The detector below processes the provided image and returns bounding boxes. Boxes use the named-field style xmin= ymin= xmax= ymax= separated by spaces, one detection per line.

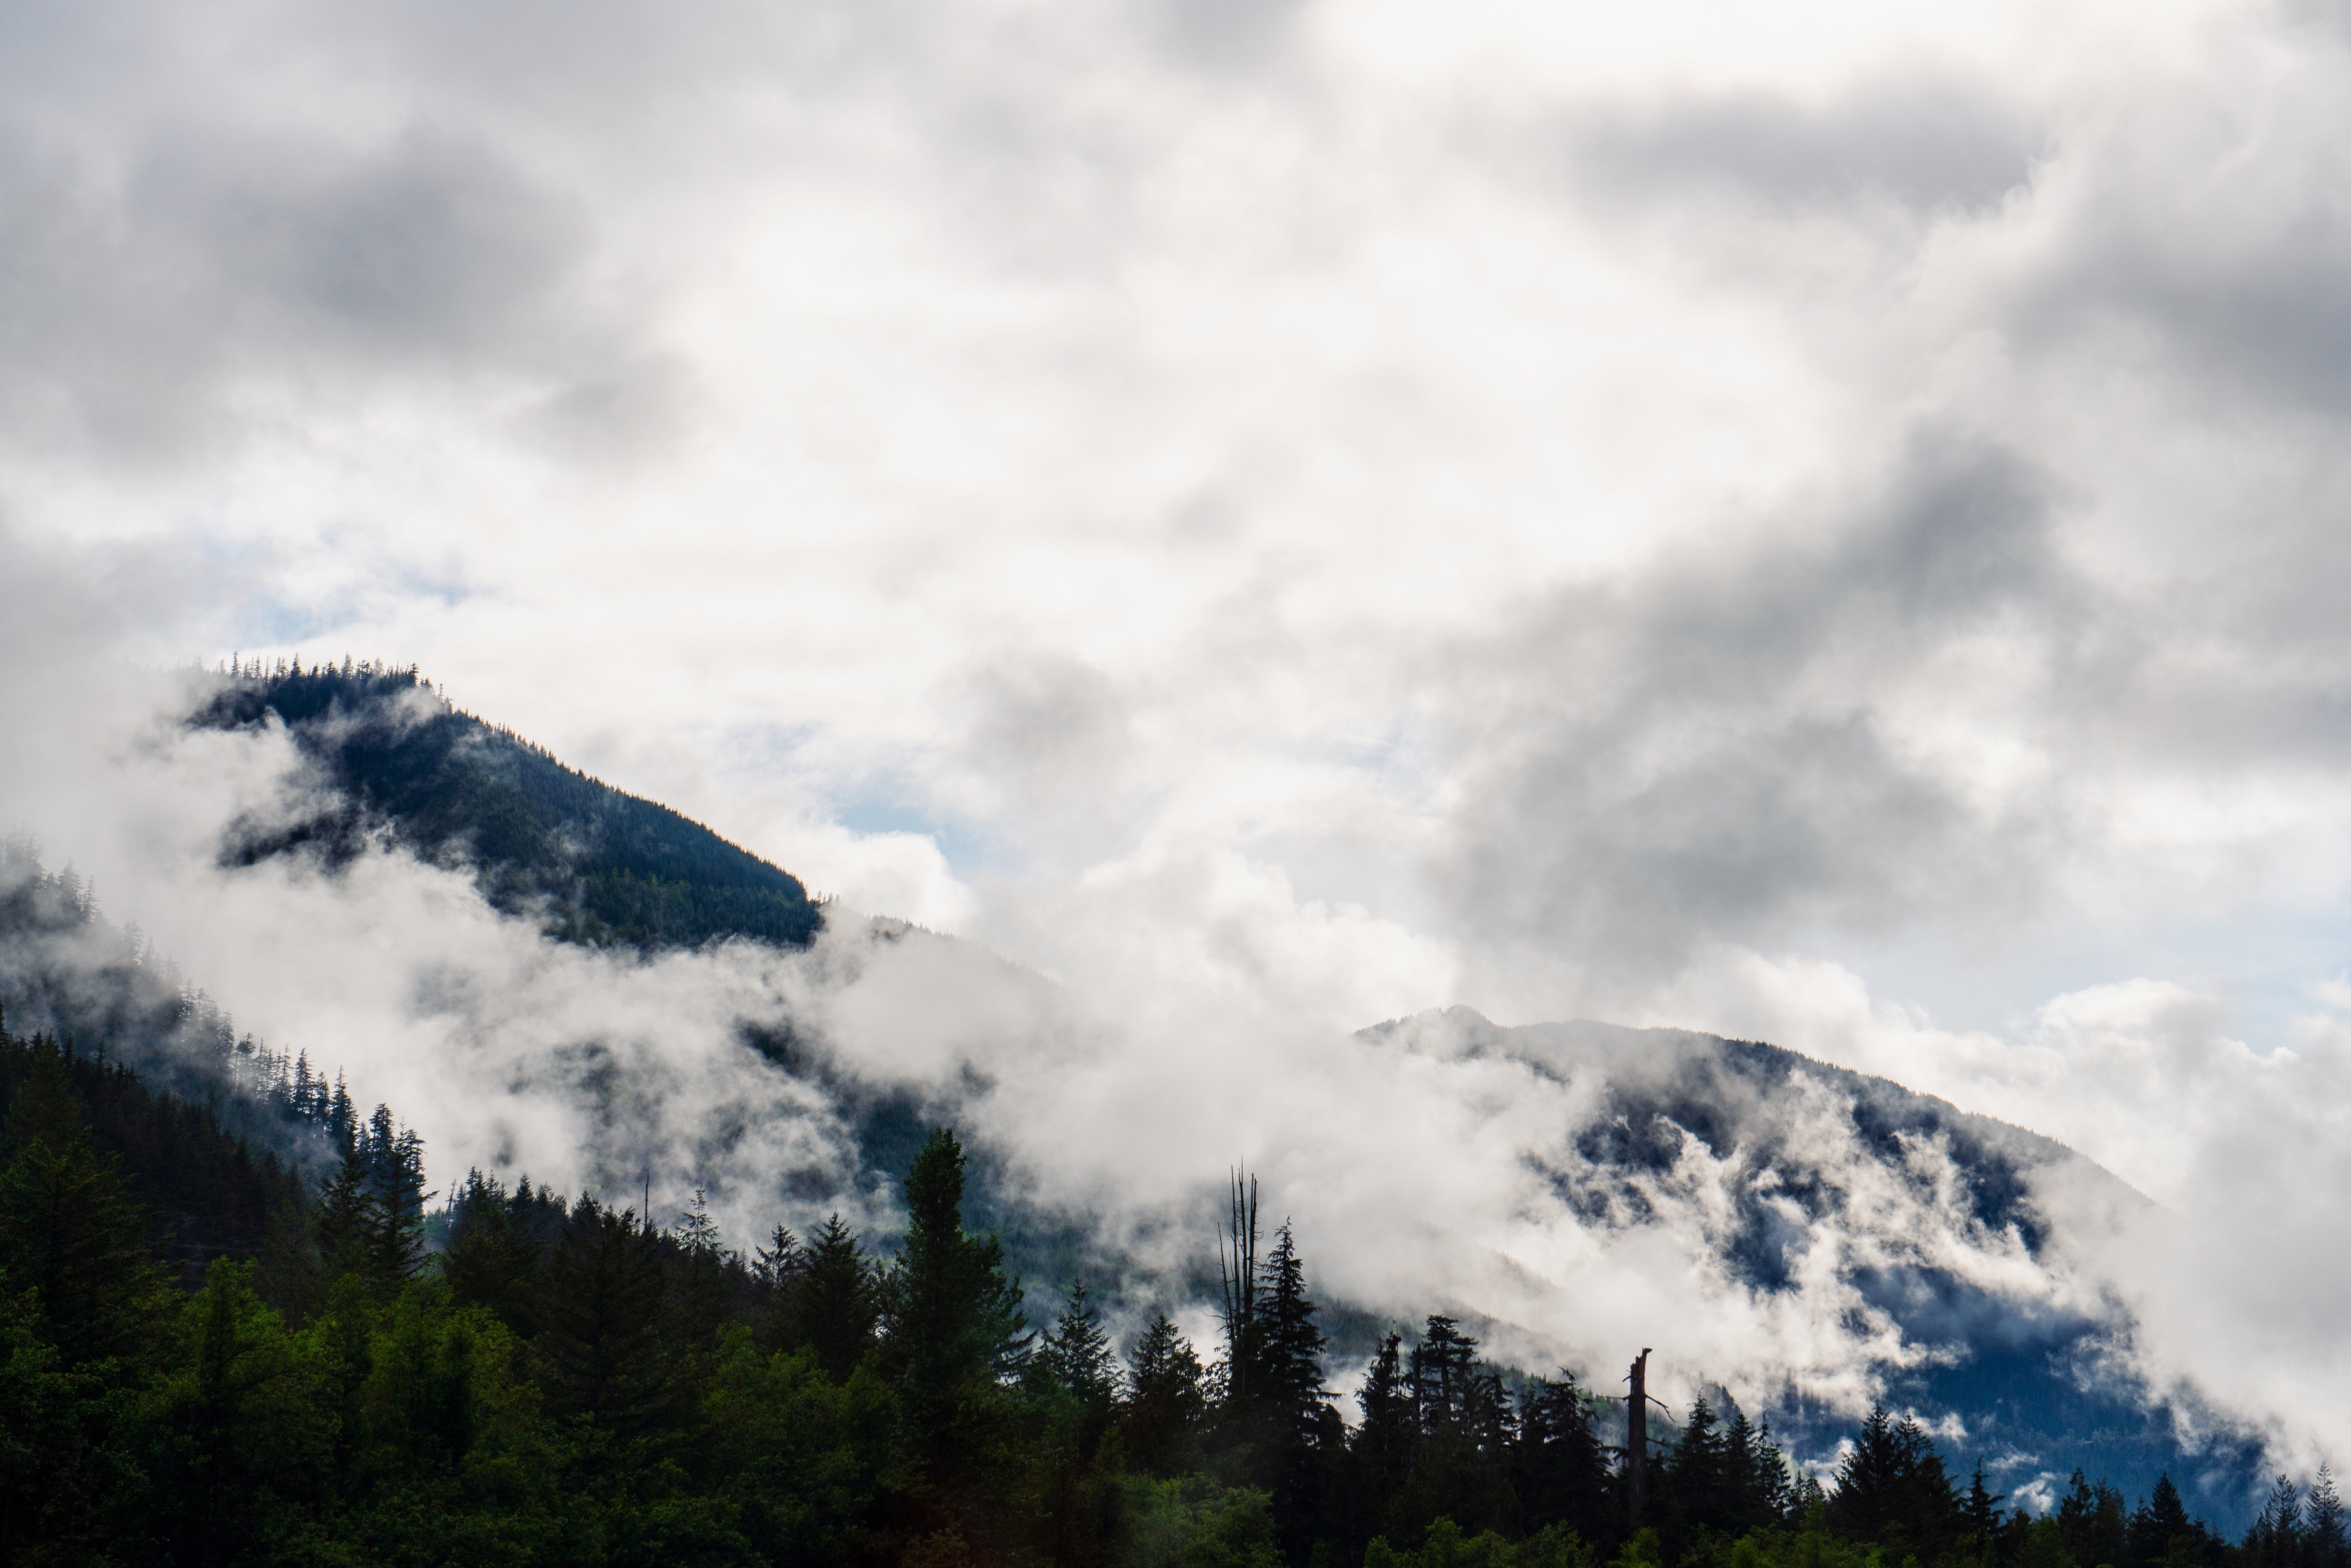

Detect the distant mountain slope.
xmin=196 ymin=664 xmax=822 ymax=951
xmin=0 ymin=840 xmax=322 ymax=1155
xmin=1360 ymin=1009 xmax=2255 ymax=1528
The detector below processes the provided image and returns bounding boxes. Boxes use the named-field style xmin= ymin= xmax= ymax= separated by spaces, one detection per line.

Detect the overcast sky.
xmin=11 ymin=0 xmax=2351 ymax=1468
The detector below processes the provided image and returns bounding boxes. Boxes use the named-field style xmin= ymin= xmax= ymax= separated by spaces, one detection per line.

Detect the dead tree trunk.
xmin=1627 ymin=1348 xmax=1652 ymax=1528
xmin=1220 ymin=1168 xmax=1259 ymax=1403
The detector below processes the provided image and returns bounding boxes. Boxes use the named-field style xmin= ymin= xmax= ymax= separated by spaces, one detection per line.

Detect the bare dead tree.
xmin=1219 ymin=1166 xmax=1260 ymax=1401
xmin=1627 ymin=1348 xmax=1652 ymax=1527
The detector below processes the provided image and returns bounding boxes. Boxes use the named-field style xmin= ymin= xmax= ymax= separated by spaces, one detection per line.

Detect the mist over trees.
xmin=0 ymin=1001 xmax=2275 ymax=1568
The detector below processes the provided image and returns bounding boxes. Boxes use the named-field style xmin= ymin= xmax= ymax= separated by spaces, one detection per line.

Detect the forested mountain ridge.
xmin=0 ymin=1015 xmax=2270 ymax=1568
xmin=0 ymin=667 xmax=2285 ymax=1560
xmin=194 ymin=659 xmax=823 ymax=951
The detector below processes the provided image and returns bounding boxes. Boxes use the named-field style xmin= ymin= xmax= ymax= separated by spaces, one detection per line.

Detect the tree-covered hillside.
xmin=0 ymin=1014 xmax=2276 ymax=1568
xmin=195 ymin=659 xmax=822 ymax=951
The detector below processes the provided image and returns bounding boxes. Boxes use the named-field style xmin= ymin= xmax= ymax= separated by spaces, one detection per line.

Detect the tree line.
xmin=0 ymin=1019 xmax=2279 ymax=1568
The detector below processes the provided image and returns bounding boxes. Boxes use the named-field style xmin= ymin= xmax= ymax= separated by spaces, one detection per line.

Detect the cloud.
xmin=13 ymin=0 xmax=2351 ymax=1493
xmin=1566 ymin=78 xmax=2044 ymax=217
xmin=1432 ymin=432 xmax=2074 ymax=1017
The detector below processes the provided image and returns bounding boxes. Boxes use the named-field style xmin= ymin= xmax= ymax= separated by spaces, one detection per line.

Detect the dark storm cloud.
xmin=1436 ymin=434 xmax=2075 ymax=995
xmin=1564 ymin=77 xmax=2044 ymax=216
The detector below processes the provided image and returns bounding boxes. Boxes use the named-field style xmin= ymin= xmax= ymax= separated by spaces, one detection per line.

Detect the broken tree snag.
xmin=1626 ymin=1347 xmax=1652 ymax=1526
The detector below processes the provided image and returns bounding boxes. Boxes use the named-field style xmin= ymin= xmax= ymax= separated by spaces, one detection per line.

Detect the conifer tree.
xmin=364 ymin=1110 xmax=430 ymax=1289
xmin=1514 ymin=1371 xmax=1613 ymax=1542
xmin=1037 ymin=1281 xmax=1120 ymax=1424
xmin=670 ymin=1186 xmax=737 ymax=1351
xmin=881 ymin=1129 xmax=1029 ymax=1469
xmin=1235 ymin=1220 xmax=1337 ymax=1558
xmin=2311 ymin=1466 xmax=2347 ymax=1568
xmin=1965 ymin=1459 xmax=2005 ymax=1555
xmin=1410 ymin=1316 xmax=1479 ymax=1438
xmin=884 ymin=1130 xmax=1027 ymax=1383
xmin=792 ymin=1214 xmax=879 ymax=1380
xmin=1355 ymin=1332 xmax=1413 ymax=1497
xmin=2060 ymin=1469 xmax=2131 ymax=1568
xmin=0 ymin=1043 xmax=166 ymax=1365
xmin=2249 ymin=1476 xmax=2307 ymax=1568
xmin=1830 ymin=1404 xmax=1957 ymax=1555
xmin=2128 ymin=1473 xmax=2196 ymax=1568
xmin=1670 ymin=1395 xmax=1733 ymax=1534
xmin=536 ymin=1195 xmax=675 ymax=1432
xmin=1125 ymin=1310 xmax=1209 ymax=1476
xmin=442 ymin=1169 xmax=546 ymax=1337
xmin=877 ymin=1128 xmax=1030 ymax=1559
xmin=1254 ymin=1222 xmax=1329 ymax=1450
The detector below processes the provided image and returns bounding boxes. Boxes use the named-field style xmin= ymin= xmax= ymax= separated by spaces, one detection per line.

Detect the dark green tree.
xmin=1965 ymin=1458 xmax=2006 ymax=1558
xmin=878 ymin=1128 xmax=1030 ymax=1556
xmin=2247 ymin=1476 xmax=2306 ymax=1568
xmin=2128 ymin=1472 xmax=2195 ymax=1568
xmin=0 ymin=1043 xmax=166 ymax=1366
xmin=2060 ymin=1468 xmax=2130 ymax=1568
xmin=441 ymin=1169 xmax=547 ymax=1337
xmin=1354 ymin=1331 xmax=1413 ymax=1510
xmin=1513 ymin=1371 xmax=1614 ymax=1546
xmin=2311 ymin=1467 xmax=2347 ymax=1568
xmin=1035 ymin=1281 xmax=1120 ymax=1438
xmin=1829 ymin=1404 xmax=1957 ymax=1558
xmin=535 ymin=1195 xmax=675 ymax=1434
xmin=1125 ymin=1310 xmax=1209 ymax=1477
xmin=789 ymin=1214 xmax=880 ymax=1381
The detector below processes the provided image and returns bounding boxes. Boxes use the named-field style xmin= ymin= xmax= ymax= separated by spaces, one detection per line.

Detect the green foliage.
xmin=1115 ymin=1474 xmax=1284 ymax=1568
xmin=536 ymin=1195 xmax=678 ymax=1435
xmin=1366 ymin=1518 xmax=1597 ymax=1568
xmin=0 ymin=1007 xmax=2263 ymax=1568
xmin=1127 ymin=1310 xmax=1211 ymax=1477
xmin=0 ymin=1042 xmax=171 ymax=1366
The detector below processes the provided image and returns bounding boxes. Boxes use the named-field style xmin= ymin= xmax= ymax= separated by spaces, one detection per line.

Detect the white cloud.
xmin=10 ymin=0 xmax=2351 ymax=1482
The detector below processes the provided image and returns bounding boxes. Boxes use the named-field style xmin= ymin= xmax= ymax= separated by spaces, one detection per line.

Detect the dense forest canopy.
xmin=0 ymin=1008 xmax=2288 ymax=1568
xmin=194 ymin=659 xmax=823 ymax=951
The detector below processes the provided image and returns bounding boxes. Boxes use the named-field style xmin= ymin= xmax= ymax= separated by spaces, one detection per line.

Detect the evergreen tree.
xmin=1669 ymin=1395 xmax=1733 ymax=1534
xmin=1253 ymin=1223 xmax=1330 ymax=1452
xmin=880 ymin=1125 xmax=1030 ymax=1554
xmin=2060 ymin=1469 xmax=2131 ymax=1568
xmin=535 ymin=1195 xmax=675 ymax=1433
xmin=1514 ymin=1371 xmax=1614 ymax=1545
xmin=1242 ymin=1220 xmax=1338 ymax=1559
xmin=1355 ymin=1332 xmax=1414 ymax=1502
xmin=882 ymin=1130 xmax=1028 ymax=1397
xmin=792 ymin=1214 xmax=879 ymax=1380
xmin=2249 ymin=1476 xmax=2307 ymax=1568
xmin=1035 ymin=1281 xmax=1120 ymax=1427
xmin=1829 ymin=1404 xmax=1957 ymax=1556
xmin=1965 ymin=1459 xmax=2005 ymax=1557
xmin=312 ymin=1128 xmax=375 ymax=1281
xmin=2311 ymin=1466 xmax=2347 ymax=1568
xmin=2129 ymin=1473 xmax=2195 ymax=1568
xmin=364 ymin=1109 xmax=430 ymax=1289
xmin=669 ymin=1186 xmax=738 ymax=1352
xmin=441 ymin=1169 xmax=547 ymax=1337
xmin=1722 ymin=1408 xmax=1790 ymax=1534
xmin=1125 ymin=1310 xmax=1209 ymax=1476
xmin=0 ymin=1042 xmax=167 ymax=1365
